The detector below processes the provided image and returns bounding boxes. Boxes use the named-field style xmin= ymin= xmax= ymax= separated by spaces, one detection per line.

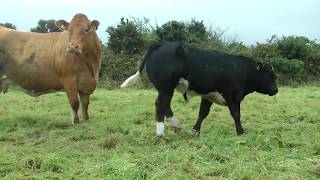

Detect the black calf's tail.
xmin=121 ymin=42 xmax=163 ymax=88
xmin=138 ymin=42 xmax=163 ymax=73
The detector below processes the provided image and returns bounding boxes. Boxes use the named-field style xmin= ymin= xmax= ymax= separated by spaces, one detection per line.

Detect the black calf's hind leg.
xmin=192 ymin=98 xmax=213 ymax=134
xmin=0 ymin=75 xmax=9 ymax=94
xmin=155 ymin=90 xmax=173 ymax=136
xmin=165 ymin=100 xmax=181 ymax=133
xmin=227 ymin=102 xmax=244 ymax=135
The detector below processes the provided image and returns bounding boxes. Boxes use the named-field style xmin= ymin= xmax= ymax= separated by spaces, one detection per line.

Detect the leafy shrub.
xmin=30 ymin=19 xmax=61 ymax=33
xmin=186 ymin=19 xmax=209 ymax=43
xmin=277 ymin=36 xmax=310 ymax=60
xmin=99 ymin=17 xmax=320 ymax=88
xmin=272 ymin=58 xmax=306 ymax=76
xmin=0 ymin=22 xmax=16 ymax=30
xmin=156 ymin=20 xmax=188 ymax=42
xmin=100 ymin=46 xmax=142 ymax=88
xmin=106 ymin=18 xmax=145 ymax=54
xmin=251 ymin=35 xmax=280 ymax=61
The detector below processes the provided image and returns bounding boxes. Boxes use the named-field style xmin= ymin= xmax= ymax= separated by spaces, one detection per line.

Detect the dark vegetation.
xmin=1 ymin=17 xmax=319 ymax=88
xmin=103 ymin=18 xmax=320 ymax=88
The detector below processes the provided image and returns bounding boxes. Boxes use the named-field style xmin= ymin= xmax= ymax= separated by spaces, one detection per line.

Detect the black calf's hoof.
xmin=191 ymin=129 xmax=200 ymax=136
xmin=236 ymin=128 xmax=244 ymax=135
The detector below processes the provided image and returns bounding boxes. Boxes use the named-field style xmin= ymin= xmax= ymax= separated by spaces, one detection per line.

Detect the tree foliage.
xmin=30 ymin=19 xmax=61 ymax=33
xmin=102 ymin=17 xmax=320 ymax=87
xmin=0 ymin=22 xmax=16 ymax=30
xmin=106 ymin=18 xmax=145 ymax=54
xmin=277 ymin=36 xmax=311 ymax=60
xmin=156 ymin=20 xmax=188 ymax=42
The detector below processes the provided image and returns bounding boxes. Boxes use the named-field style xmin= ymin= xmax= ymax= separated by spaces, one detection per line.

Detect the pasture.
xmin=0 ymin=86 xmax=320 ymax=179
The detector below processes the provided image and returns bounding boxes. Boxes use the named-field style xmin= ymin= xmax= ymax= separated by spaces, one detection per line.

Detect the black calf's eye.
xmin=84 ymin=28 xmax=90 ymax=33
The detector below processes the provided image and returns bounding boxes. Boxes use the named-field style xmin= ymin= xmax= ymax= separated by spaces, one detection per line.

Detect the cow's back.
xmin=0 ymin=28 xmax=71 ymax=92
xmin=145 ymin=42 xmax=256 ymax=93
xmin=145 ymin=42 xmax=186 ymax=89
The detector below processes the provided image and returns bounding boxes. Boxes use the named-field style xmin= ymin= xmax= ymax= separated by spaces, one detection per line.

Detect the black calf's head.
xmin=255 ymin=63 xmax=278 ymax=96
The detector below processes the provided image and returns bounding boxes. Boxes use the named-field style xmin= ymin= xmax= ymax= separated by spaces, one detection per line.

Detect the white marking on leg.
xmin=167 ymin=116 xmax=181 ymax=129
xmin=156 ymin=122 xmax=164 ymax=136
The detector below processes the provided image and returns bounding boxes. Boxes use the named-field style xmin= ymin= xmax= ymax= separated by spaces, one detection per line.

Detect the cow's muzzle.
xmin=67 ymin=43 xmax=82 ymax=55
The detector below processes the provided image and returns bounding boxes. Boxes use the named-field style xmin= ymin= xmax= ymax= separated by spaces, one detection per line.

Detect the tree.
xmin=187 ymin=19 xmax=208 ymax=43
xmin=30 ymin=19 xmax=61 ymax=33
xmin=0 ymin=22 xmax=16 ymax=30
xmin=277 ymin=36 xmax=310 ymax=60
xmin=106 ymin=18 xmax=145 ymax=54
xmin=155 ymin=21 xmax=187 ymax=42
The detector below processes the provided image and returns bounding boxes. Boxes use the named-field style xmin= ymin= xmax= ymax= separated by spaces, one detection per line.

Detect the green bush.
xmin=186 ymin=19 xmax=209 ymax=43
xmin=251 ymin=36 xmax=280 ymax=61
xmin=277 ymin=36 xmax=310 ymax=60
xmin=99 ymin=17 xmax=320 ymax=88
xmin=30 ymin=19 xmax=61 ymax=33
xmin=100 ymin=46 xmax=142 ymax=88
xmin=106 ymin=18 xmax=145 ymax=54
xmin=272 ymin=58 xmax=306 ymax=75
xmin=0 ymin=22 xmax=16 ymax=30
xmin=270 ymin=57 xmax=307 ymax=84
xmin=156 ymin=20 xmax=188 ymax=42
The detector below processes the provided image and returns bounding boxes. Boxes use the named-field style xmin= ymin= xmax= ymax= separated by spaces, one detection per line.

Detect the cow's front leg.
xmin=64 ymin=79 xmax=80 ymax=124
xmin=79 ymin=92 xmax=90 ymax=120
xmin=192 ymin=98 xmax=212 ymax=134
xmin=227 ymin=102 xmax=244 ymax=135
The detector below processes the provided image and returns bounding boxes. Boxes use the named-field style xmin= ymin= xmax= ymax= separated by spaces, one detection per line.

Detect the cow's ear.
xmin=257 ymin=62 xmax=263 ymax=71
xmin=90 ymin=20 xmax=100 ymax=31
xmin=55 ymin=20 xmax=69 ymax=31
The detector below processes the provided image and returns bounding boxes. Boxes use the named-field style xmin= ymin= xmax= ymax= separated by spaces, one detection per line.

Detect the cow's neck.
xmin=243 ymin=68 xmax=260 ymax=96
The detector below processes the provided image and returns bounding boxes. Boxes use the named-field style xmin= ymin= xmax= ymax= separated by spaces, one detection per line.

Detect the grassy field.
xmin=0 ymin=86 xmax=320 ymax=179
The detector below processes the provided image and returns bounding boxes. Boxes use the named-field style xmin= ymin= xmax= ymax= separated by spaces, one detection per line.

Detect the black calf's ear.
xmin=257 ymin=62 xmax=263 ymax=71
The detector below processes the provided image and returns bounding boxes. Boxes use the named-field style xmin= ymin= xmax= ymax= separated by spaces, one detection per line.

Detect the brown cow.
xmin=0 ymin=13 xmax=101 ymax=124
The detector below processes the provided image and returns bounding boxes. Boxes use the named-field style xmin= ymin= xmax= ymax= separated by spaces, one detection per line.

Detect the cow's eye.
xmin=84 ymin=28 xmax=90 ymax=33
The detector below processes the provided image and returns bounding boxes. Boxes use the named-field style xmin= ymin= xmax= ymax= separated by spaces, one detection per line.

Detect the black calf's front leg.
xmin=227 ymin=102 xmax=244 ymax=135
xmin=192 ymin=98 xmax=213 ymax=134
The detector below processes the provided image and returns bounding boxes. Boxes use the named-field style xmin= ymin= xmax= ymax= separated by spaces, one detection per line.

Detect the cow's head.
xmin=56 ymin=13 xmax=100 ymax=55
xmin=255 ymin=62 xmax=278 ymax=96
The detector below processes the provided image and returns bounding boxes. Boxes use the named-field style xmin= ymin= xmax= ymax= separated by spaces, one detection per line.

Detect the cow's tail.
xmin=120 ymin=42 xmax=163 ymax=88
xmin=120 ymin=71 xmax=140 ymax=88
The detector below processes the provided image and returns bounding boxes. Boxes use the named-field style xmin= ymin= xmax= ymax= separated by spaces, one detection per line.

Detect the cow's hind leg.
xmin=64 ymin=79 xmax=80 ymax=124
xmin=0 ymin=76 xmax=9 ymax=94
xmin=155 ymin=90 xmax=174 ymax=136
xmin=79 ymin=92 xmax=90 ymax=120
xmin=165 ymin=100 xmax=181 ymax=133
xmin=192 ymin=98 xmax=213 ymax=134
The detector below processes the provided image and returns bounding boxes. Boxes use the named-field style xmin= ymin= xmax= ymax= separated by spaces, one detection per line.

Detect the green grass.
xmin=0 ymin=86 xmax=320 ymax=179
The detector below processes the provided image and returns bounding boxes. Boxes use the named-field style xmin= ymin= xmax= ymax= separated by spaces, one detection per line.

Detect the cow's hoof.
xmin=236 ymin=128 xmax=244 ymax=135
xmin=72 ymin=117 xmax=80 ymax=125
xmin=191 ymin=129 xmax=200 ymax=136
